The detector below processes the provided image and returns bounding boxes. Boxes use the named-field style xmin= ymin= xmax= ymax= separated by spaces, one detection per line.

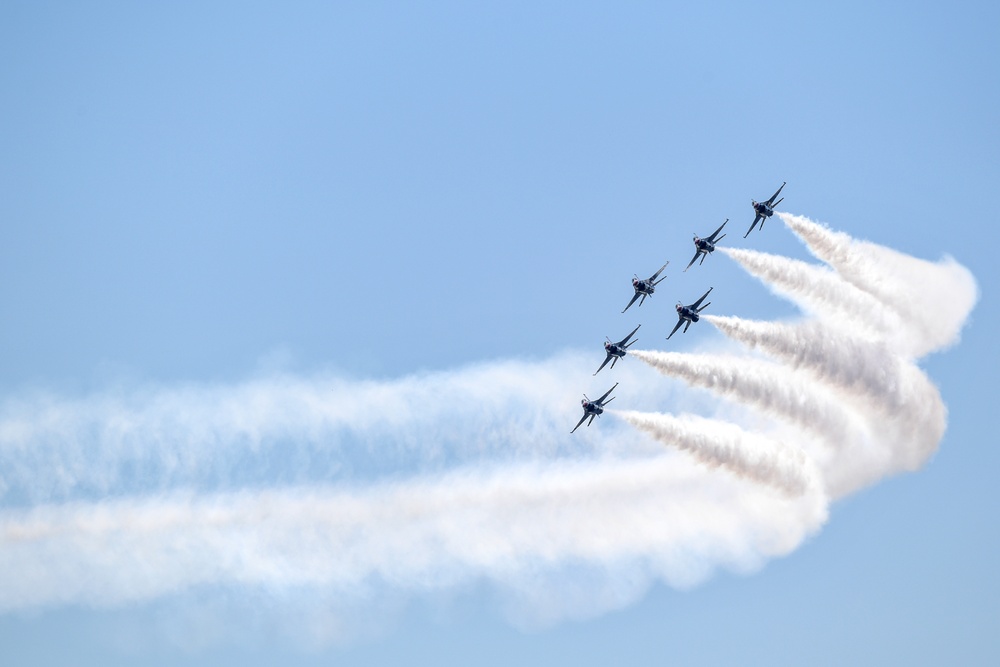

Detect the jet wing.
xmin=595 ymin=382 xmax=618 ymax=405
xmin=767 ymin=182 xmax=786 ymax=205
xmin=616 ymin=324 xmax=641 ymax=347
xmin=667 ymin=317 xmax=684 ymax=340
xmin=594 ymin=353 xmax=614 ymax=376
xmin=648 ymin=261 xmax=670 ymax=284
xmin=691 ymin=287 xmax=713 ymax=310
xmin=707 ymin=219 xmax=728 ymax=243
xmin=621 ymin=291 xmax=643 ymax=313
xmin=683 ymin=250 xmax=701 ymax=272
xmin=744 ymin=213 xmax=763 ymax=238
xmin=571 ymin=413 xmax=589 ymax=433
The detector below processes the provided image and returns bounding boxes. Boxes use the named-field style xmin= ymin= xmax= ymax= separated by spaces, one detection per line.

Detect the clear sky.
xmin=1 ymin=2 xmax=998 ymax=665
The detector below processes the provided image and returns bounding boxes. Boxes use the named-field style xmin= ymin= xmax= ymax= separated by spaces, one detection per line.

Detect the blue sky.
xmin=1 ymin=2 xmax=998 ymax=664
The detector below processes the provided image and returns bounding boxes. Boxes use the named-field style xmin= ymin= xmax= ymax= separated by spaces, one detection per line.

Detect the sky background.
xmin=1 ymin=1 xmax=998 ymax=665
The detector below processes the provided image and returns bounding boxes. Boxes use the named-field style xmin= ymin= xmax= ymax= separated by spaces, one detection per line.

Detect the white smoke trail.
xmin=0 ymin=212 xmax=974 ymax=644
xmin=719 ymin=246 xmax=906 ymax=342
xmin=0 ymin=353 xmax=648 ymax=503
xmin=616 ymin=410 xmax=823 ymax=498
xmin=625 ymin=214 xmax=973 ymax=500
xmin=703 ymin=315 xmax=947 ymax=495
xmin=628 ymin=349 xmax=871 ymax=451
xmin=780 ymin=212 xmax=979 ymax=355
xmin=0 ymin=351 xmax=828 ymax=633
xmin=0 ymin=452 xmax=826 ymax=623
xmin=704 ymin=316 xmax=935 ymax=413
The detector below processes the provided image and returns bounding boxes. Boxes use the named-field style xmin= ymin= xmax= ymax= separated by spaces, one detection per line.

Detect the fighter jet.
xmin=571 ymin=382 xmax=618 ymax=433
xmin=594 ymin=324 xmax=640 ymax=375
xmin=667 ymin=287 xmax=713 ymax=339
xmin=684 ymin=219 xmax=728 ymax=271
xmin=622 ymin=261 xmax=669 ymax=313
xmin=744 ymin=182 xmax=786 ymax=238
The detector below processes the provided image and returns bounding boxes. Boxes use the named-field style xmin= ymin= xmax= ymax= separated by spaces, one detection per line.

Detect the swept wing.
xmin=705 ymin=219 xmax=728 ymax=243
xmin=766 ymin=181 xmax=786 ymax=206
xmin=691 ymin=287 xmax=713 ymax=310
xmin=615 ymin=324 xmax=641 ymax=348
xmin=744 ymin=212 xmax=764 ymax=238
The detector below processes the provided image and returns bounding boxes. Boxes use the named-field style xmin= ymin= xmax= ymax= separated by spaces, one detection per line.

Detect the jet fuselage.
xmin=752 ymin=201 xmax=775 ymax=218
xmin=632 ymin=278 xmax=654 ymax=295
xmin=676 ymin=304 xmax=700 ymax=323
xmin=604 ymin=341 xmax=627 ymax=358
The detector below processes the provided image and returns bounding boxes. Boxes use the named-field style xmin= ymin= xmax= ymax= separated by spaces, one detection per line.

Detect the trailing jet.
xmin=571 ymin=382 xmax=618 ymax=433
xmin=744 ymin=182 xmax=786 ymax=238
xmin=594 ymin=324 xmax=640 ymax=375
xmin=622 ymin=261 xmax=669 ymax=313
xmin=684 ymin=219 xmax=728 ymax=271
xmin=667 ymin=287 xmax=713 ymax=339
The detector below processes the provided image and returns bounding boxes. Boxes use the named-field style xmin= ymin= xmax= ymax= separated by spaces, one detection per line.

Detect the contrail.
xmin=628 ymin=349 xmax=871 ymax=451
xmin=616 ymin=410 xmax=823 ymax=498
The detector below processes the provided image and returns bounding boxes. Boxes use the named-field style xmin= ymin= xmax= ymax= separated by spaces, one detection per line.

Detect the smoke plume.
xmin=0 ymin=213 xmax=975 ymax=643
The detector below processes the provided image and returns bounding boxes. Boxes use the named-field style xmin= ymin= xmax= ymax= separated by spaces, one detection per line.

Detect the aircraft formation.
xmin=572 ymin=182 xmax=786 ymax=433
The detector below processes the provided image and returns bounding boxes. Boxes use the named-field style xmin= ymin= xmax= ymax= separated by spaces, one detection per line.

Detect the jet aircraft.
xmin=593 ymin=324 xmax=640 ymax=375
xmin=744 ymin=182 xmax=786 ymax=238
xmin=622 ymin=261 xmax=669 ymax=313
xmin=684 ymin=219 xmax=728 ymax=271
xmin=667 ymin=287 xmax=713 ymax=339
xmin=571 ymin=382 xmax=618 ymax=433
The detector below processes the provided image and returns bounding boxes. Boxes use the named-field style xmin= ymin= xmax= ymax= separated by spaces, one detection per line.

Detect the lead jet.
xmin=744 ymin=182 xmax=786 ymax=238
xmin=594 ymin=324 xmax=640 ymax=375
xmin=684 ymin=219 xmax=728 ymax=272
xmin=571 ymin=382 xmax=618 ymax=433
xmin=667 ymin=287 xmax=713 ymax=339
xmin=622 ymin=261 xmax=669 ymax=313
